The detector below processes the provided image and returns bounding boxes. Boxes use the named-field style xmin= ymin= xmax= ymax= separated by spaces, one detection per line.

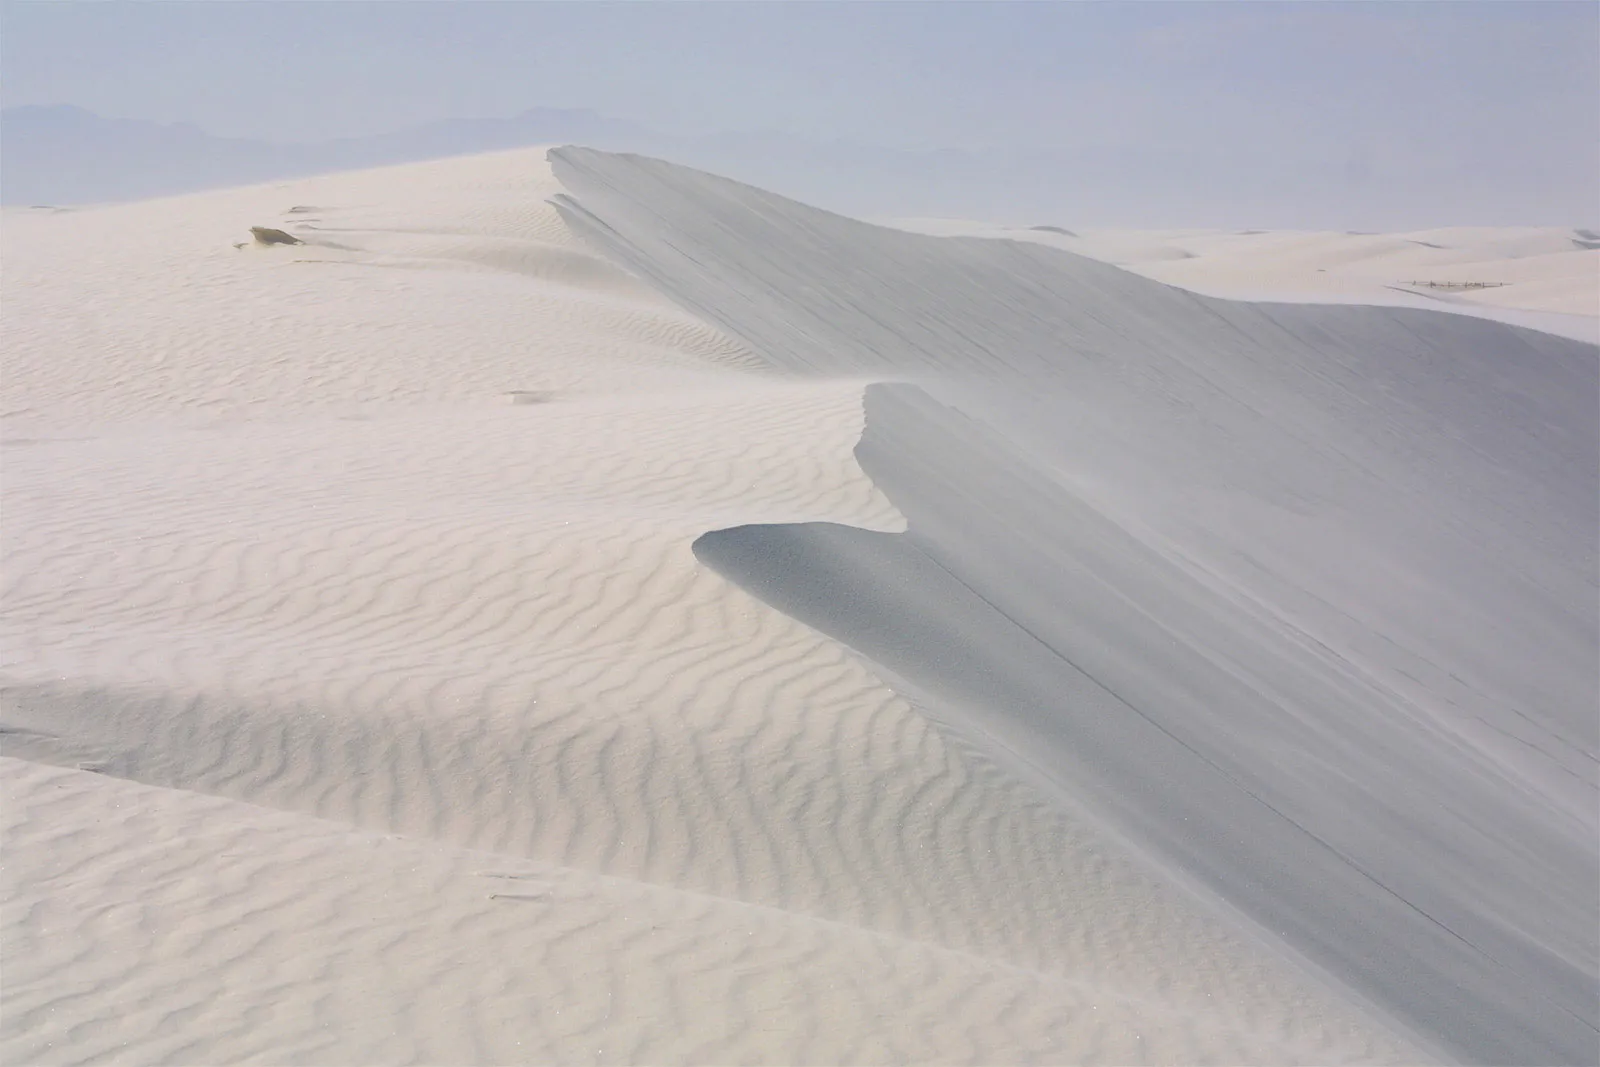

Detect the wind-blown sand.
xmin=3 ymin=146 xmax=1595 ymax=1065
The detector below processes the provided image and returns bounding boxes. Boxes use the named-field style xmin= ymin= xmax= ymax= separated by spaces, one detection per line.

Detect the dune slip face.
xmin=0 ymin=147 xmax=1439 ymax=1065
xmin=551 ymin=146 xmax=1599 ymax=1066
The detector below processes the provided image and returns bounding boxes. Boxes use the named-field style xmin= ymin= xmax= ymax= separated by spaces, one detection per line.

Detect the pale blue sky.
xmin=3 ymin=1 xmax=1596 ymax=222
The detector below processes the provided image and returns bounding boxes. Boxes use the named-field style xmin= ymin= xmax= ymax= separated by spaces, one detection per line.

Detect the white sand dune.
xmin=1 ymin=148 xmax=1435 ymax=1065
xmin=552 ymin=147 xmax=1597 ymax=1066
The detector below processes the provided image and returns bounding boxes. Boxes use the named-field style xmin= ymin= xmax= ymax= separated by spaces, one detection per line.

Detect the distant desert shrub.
xmin=250 ymin=226 xmax=303 ymax=246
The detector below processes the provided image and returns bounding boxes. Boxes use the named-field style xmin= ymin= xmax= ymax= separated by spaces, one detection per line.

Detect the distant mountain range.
xmin=0 ymin=105 xmax=656 ymax=204
xmin=6 ymin=105 xmax=1589 ymax=229
xmin=0 ymin=104 xmax=1308 ymax=227
xmin=0 ymin=104 xmax=1003 ymax=219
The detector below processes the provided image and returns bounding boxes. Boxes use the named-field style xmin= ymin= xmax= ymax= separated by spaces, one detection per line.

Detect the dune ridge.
xmin=550 ymin=146 xmax=1598 ymax=1065
xmin=2 ymin=148 xmax=1434 ymax=1064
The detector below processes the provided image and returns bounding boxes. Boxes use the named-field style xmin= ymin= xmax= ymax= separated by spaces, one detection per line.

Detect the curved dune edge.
xmin=550 ymin=147 xmax=1597 ymax=1066
xmin=0 ymin=143 xmax=1538 ymax=1065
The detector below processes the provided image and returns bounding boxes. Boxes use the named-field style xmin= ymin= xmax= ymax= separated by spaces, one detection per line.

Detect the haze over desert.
xmin=4 ymin=4 xmax=1597 ymax=1066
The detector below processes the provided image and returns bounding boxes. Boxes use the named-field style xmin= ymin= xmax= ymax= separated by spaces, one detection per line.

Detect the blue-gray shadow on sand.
xmin=695 ymin=382 xmax=1599 ymax=1067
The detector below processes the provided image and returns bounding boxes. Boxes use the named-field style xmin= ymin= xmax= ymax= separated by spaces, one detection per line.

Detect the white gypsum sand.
xmin=2 ymin=148 xmax=1428 ymax=1066
xmin=885 ymin=219 xmax=1599 ymax=342
xmin=1 ymin=145 xmax=1582 ymax=1065
xmin=551 ymin=147 xmax=1598 ymax=1067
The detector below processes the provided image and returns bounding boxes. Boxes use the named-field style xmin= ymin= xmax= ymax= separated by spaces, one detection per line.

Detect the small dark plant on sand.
xmin=250 ymin=226 xmax=303 ymax=246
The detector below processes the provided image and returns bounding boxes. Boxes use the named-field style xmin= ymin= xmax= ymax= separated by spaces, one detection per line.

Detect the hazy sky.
xmin=3 ymin=1 xmax=1596 ymax=223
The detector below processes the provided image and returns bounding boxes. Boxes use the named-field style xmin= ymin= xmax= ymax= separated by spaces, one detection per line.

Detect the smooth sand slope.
xmin=552 ymin=148 xmax=1599 ymax=1066
xmin=3 ymin=149 xmax=1432 ymax=1065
